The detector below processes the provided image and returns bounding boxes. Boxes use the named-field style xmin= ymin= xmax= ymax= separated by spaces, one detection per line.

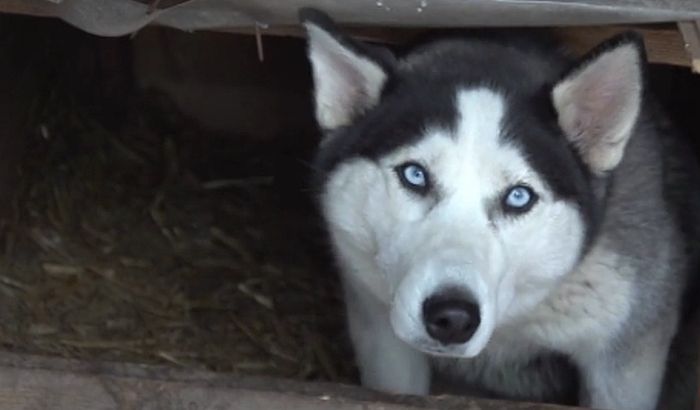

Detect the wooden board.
xmin=0 ymin=0 xmax=53 ymax=17
xmin=0 ymin=352 xmax=580 ymax=410
xmin=0 ymin=1 xmax=694 ymax=70
xmin=556 ymin=25 xmax=689 ymax=67
xmin=679 ymin=21 xmax=700 ymax=73
xmin=220 ymin=23 xmax=692 ymax=69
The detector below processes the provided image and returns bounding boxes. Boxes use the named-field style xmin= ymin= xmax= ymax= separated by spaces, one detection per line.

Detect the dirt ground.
xmin=0 ymin=15 xmax=354 ymax=383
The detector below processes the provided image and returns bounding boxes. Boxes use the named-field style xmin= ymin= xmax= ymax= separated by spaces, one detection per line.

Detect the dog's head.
xmin=301 ymin=9 xmax=645 ymax=357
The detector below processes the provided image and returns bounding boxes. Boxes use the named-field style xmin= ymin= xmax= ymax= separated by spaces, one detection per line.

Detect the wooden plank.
xmin=223 ymin=24 xmax=691 ymax=69
xmin=0 ymin=352 xmax=579 ymax=410
xmin=0 ymin=1 xmax=693 ymax=69
xmin=679 ymin=21 xmax=700 ymax=73
xmin=555 ymin=25 xmax=690 ymax=67
xmin=0 ymin=0 xmax=53 ymax=17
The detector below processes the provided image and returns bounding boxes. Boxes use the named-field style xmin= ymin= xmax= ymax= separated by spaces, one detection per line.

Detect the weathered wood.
xmin=221 ymin=24 xmax=692 ymax=69
xmin=0 ymin=353 xmax=580 ymax=410
xmin=679 ymin=21 xmax=700 ymax=73
xmin=555 ymin=25 xmax=689 ymax=67
xmin=0 ymin=0 xmax=53 ymax=17
xmin=0 ymin=1 xmax=693 ymax=69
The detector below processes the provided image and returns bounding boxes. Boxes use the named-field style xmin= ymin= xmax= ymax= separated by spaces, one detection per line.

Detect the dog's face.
xmin=301 ymin=10 xmax=644 ymax=358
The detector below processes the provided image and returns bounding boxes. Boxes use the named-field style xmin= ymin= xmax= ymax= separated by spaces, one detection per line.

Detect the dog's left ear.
xmin=299 ymin=8 xmax=394 ymax=132
xmin=552 ymin=32 xmax=645 ymax=174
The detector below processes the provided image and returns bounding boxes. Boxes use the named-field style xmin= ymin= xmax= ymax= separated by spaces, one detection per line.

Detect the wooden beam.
xmin=222 ymin=24 xmax=692 ymax=70
xmin=0 ymin=1 xmax=693 ymax=69
xmin=0 ymin=352 xmax=580 ymax=410
xmin=679 ymin=21 xmax=700 ymax=73
xmin=555 ymin=25 xmax=689 ymax=67
xmin=0 ymin=0 xmax=53 ymax=17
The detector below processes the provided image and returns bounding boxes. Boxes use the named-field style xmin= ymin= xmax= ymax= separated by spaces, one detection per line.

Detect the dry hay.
xmin=0 ymin=84 xmax=354 ymax=383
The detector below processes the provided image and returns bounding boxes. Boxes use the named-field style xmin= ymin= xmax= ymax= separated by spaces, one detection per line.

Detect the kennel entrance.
xmin=0 ymin=1 xmax=699 ymax=409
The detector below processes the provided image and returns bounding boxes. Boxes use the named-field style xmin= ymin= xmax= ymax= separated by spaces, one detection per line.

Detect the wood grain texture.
xmin=0 ymin=0 xmax=53 ymax=17
xmin=0 ymin=1 xmax=693 ymax=69
xmin=678 ymin=21 xmax=700 ymax=73
xmin=555 ymin=25 xmax=689 ymax=67
xmin=0 ymin=353 xmax=579 ymax=410
xmin=221 ymin=24 xmax=692 ymax=69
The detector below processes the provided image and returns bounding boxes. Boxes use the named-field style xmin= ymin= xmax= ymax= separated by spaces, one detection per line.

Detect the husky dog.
xmin=300 ymin=8 xmax=699 ymax=410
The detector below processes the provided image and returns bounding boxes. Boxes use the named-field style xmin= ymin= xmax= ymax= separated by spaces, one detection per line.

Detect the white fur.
xmin=522 ymin=240 xmax=634 ymax=354
xmin=304 ymin=23 xmax=387 ymax=131
xmin=322 ymin=88 xmax=586 ymax=393
xmin=343 ymin=279 xmax=431 ymax=395
xmin=307 ymin=23 xmax=674 ymax=406
xmin=581 ymin=340 xmax=670 ymax=410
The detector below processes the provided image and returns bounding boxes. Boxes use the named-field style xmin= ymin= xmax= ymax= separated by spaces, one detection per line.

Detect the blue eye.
xmin=396 ymin=162 xmax=429 ymax=193
xmin=503 ymin=185 xmax=537 ymax=213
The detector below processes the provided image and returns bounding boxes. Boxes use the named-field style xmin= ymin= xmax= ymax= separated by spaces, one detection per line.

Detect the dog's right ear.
xmin=299 ymin=8 xmax=394 ymax=131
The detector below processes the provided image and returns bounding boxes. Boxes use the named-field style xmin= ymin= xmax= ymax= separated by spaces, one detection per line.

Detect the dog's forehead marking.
xmin=378 ymin=87 xmax=543 ymax=207
xmin=454 ymin=88 xmax=505 ymax=151
xmin=448 ymin=88 xmax=510 ymax=197
xmin=453 ymin=88 xmax=535 ymax=179
xmin=382 ymin=87 xmax=541 ymax=200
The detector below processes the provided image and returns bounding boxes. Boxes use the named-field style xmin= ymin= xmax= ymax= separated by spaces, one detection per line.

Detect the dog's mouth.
xmin=408 ymin=325 xmax=494 ymax=358
xmin=391 ymin=319 xmax=494 ymax=359
xmin=391 ymin=292 xmax=496 ymax=359
xmin=412 ymin=340 xmax=471 ymax=357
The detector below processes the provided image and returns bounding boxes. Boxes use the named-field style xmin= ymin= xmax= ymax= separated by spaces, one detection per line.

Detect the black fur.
xmin=302 ymin=10 xmax=700 ymax=408
xmin=306 ymin=10 xmax=645 ymax=253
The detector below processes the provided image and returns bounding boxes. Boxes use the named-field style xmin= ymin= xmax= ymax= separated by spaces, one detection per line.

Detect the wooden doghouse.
xmin=0 ymin=1 xmax=699 ymax=409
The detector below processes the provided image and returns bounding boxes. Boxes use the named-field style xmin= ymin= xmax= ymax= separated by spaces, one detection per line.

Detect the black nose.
xmin=422 ymin=291 xmax=480 ymax=345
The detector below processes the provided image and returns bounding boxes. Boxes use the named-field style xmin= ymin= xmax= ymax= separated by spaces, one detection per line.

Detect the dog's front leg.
xmin=577 ymin=335 xmax=672 ymax=410
xmin=343 ymin=279 xmax=431 ymax=395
